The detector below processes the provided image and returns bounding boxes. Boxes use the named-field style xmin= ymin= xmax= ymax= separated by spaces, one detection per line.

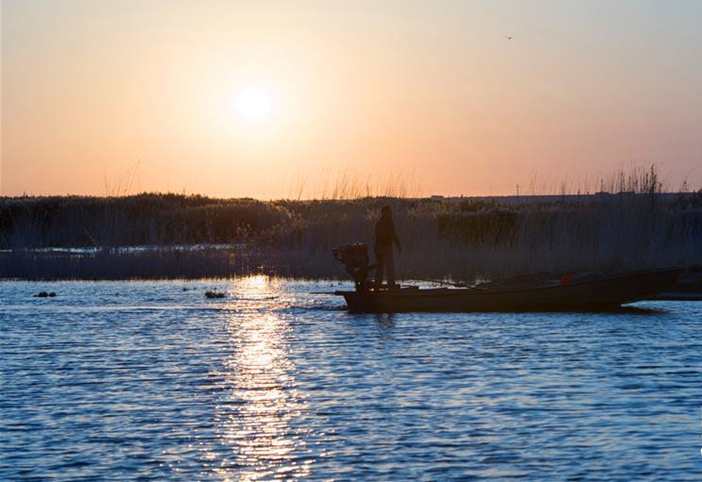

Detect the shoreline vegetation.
xmin=2 ymin=188 xmax=701 ymax=285
xmin=1 ymin=166 xmax=701 ymax=286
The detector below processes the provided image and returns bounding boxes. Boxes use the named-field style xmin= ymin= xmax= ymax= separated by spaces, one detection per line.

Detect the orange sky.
xmin=2 ymin=0 xmax=701 ymax=198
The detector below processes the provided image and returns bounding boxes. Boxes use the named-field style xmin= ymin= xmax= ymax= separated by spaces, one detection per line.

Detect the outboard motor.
xmin=332 ymin=243 xmax=375 ymax=292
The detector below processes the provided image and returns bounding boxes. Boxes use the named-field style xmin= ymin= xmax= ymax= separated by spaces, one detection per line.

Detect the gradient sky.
xmin=2 ymin=0 xmax=701 ymax=198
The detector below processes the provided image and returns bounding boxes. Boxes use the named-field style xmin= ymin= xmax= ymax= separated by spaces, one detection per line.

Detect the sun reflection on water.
xmin=211 ymin=276 xmax=312 ymax=480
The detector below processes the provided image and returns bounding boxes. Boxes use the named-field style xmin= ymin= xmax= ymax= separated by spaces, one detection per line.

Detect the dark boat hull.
xmin=336 ymin=268 xmax=684 ymax=313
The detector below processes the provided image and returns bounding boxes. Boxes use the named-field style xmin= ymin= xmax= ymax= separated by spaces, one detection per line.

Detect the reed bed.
xmin=1 ymin=188 xmax=701 ymax=281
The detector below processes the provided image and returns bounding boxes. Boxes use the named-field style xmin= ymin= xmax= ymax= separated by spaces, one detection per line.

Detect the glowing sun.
xmin=234 ymin=87 xmax=272 ymax=122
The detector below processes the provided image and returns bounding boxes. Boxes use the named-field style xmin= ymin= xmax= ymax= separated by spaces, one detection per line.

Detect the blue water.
xmin=1 ymin=278 xmax=701 ymax=480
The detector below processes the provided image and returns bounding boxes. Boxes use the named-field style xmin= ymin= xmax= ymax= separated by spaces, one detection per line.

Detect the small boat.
xmin=332 ymin=245 xmax=683 ymax=313
xmin=335 ymin=268 xmax=683 ymax=313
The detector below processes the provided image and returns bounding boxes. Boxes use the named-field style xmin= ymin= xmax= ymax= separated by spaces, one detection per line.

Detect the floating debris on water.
xmin=34 ymin=291 xmax=56 ymax=298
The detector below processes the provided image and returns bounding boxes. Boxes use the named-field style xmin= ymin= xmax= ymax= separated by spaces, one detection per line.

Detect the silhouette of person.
xmin=374 ymin=205 xmax=402 ymax=289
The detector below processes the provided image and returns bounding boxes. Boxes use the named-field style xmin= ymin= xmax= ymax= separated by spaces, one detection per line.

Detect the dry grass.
xmin=2 ymin=167 xmax=701 ymax=281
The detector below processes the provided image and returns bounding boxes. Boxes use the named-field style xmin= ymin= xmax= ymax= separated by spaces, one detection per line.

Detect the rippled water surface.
xmin=2 ymin=278 xmax=701 ymax=480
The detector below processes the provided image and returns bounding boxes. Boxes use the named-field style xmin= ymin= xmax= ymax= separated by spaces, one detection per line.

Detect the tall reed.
xmin=1 ymin=188 xmax=700 ymax=280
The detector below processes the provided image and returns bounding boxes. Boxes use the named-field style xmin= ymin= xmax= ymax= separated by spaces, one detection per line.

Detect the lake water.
xmin=1 ymin=278 xmax=701 ymax=480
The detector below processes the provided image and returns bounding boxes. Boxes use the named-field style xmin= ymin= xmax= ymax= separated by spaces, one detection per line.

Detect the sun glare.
xmin=234 ymin=87 xmax=272 ymax=122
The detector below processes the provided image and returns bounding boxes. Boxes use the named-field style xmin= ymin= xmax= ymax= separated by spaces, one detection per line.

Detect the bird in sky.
xmin=505 ymin=35 xmax=514 ymax=40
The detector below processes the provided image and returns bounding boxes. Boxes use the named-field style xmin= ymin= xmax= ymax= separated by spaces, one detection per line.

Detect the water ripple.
xmin=1 ymin=280 xmax=701 ymax=480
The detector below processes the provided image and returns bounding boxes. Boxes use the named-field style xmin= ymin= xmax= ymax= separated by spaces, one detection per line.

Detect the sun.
xmin=234 ymin=87 xmax=272 ymax=122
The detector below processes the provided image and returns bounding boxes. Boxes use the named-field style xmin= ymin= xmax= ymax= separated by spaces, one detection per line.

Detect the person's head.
xmin=381 ymin=205 xmax=391 ymax=218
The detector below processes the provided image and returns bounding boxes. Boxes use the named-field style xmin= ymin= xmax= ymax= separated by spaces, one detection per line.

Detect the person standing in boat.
xmin=374 ymin=205 xmax=402 ymax=289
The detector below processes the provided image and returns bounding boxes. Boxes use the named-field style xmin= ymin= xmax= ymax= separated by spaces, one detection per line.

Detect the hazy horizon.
xmin=2 ymin=0 xmax=701 ymax=198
